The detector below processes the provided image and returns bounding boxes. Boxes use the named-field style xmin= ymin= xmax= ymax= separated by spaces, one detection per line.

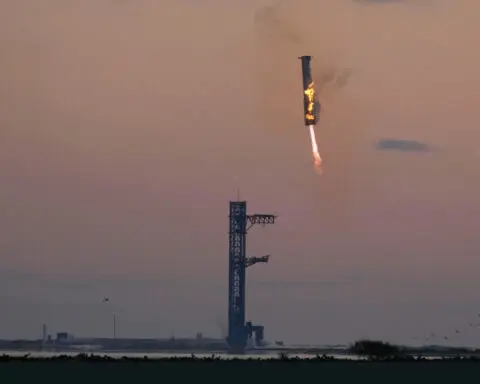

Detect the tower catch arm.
xmin=245 ymin=254 xmax=270 ymax=268
xmin=246 ymin=214 xmax=276 ymax=231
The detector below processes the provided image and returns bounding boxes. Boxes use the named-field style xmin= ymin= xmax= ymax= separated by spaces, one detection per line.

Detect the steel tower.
xmin=227 ymin=200 xmax=275 ymax=353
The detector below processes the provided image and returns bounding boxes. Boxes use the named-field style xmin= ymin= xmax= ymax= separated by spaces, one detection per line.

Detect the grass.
xmin=2 ymin=353 xmax=480 ymax=383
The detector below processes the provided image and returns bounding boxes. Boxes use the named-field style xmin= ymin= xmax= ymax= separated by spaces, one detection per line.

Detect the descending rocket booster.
xmin=298 ymin=55 xmax=319 ymax=126
xmin=298 ymin=55 xmax=322 ymax=173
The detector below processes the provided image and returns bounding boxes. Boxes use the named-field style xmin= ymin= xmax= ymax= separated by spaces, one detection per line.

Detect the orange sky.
xmin=1 ymin=0 xmax=480 ymax=345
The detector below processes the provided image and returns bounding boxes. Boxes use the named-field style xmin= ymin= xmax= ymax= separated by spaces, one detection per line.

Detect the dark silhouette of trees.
xmin=349 ymin=340 xmax=404 ymax=359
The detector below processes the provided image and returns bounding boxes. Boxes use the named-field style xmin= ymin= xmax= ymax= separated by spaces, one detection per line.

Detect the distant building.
xmin=56 ymin=332 xmax=73 ymax=343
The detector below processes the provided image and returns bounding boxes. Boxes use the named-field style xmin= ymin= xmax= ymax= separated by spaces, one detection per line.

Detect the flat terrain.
xmin=1 ymin=356 xmax=480 ymax=383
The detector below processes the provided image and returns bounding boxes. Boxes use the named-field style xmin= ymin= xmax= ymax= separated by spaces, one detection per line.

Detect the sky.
xmin=1 ymin=0 xmax=480 ymax=346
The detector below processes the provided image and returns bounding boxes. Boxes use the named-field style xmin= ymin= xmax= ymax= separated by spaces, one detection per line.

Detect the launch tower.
xmin=227 ymin=201 xmax=275 ymax=353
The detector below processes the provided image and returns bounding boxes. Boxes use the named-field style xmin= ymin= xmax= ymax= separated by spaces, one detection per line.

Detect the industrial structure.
xmin=227 ymin=200 xmax=276 ymax=353
xmin=298 ymin=55 xmax=320 ymax=126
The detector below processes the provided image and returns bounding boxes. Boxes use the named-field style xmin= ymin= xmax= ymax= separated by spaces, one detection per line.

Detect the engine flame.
xmin=309 ymin=124 xmax=322 ymax=174
xmin=304 ymin=81 xmax=316 ymax=124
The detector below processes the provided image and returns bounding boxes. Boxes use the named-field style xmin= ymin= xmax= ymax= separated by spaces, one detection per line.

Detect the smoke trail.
xmin=215 ymin=314 xmax=227 ymax=338
xmin=252 ymin=1 xmax=352 ymax=137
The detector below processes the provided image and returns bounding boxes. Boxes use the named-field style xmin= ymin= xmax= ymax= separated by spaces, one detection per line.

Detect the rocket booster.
xmin=298 ymin=55 xmax=319 ymax=126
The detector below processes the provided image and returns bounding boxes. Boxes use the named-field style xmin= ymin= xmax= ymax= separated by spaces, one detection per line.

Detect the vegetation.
xmin=349 ymin=339 xmax=404 ymax=359
xmin=1 ymin=353 xmax=480 ymax=383
xmin=1 ymin=352 xmax=480 ymax=363
xmin=3 ymin=339 xmax=480 ymax=382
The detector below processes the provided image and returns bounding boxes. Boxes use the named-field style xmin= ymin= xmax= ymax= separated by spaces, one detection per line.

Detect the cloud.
xmin=352 ymin=0 xmax=435 ymax=7
xmin=353 ymin=0 xmax=405 ymax=4
xmin=375 ymin=138 xmax=431 ymax=152
xmin=251 ymin=279 xmax=352 ymax=288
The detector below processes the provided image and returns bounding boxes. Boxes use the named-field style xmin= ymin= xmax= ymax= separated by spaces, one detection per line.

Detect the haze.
xmin=1 ymin=0 xmax=480 ymax=345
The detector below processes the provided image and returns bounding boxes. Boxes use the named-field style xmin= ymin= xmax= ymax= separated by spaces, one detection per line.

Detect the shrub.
xmin=349 ymin=340 xmax=403 ymax=359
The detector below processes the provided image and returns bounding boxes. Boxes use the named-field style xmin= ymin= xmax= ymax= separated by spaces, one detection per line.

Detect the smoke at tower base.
xmin=299 ymin=56 xmax=322 ymax=174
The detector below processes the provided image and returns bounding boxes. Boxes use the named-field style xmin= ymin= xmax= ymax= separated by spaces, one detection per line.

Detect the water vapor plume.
xmin=215 ymin=314 xmax=227 ymax=338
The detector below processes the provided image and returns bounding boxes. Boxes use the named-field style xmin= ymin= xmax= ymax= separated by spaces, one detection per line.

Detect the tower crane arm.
xmin=245 ymin=254 xmax=270 ymax=268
